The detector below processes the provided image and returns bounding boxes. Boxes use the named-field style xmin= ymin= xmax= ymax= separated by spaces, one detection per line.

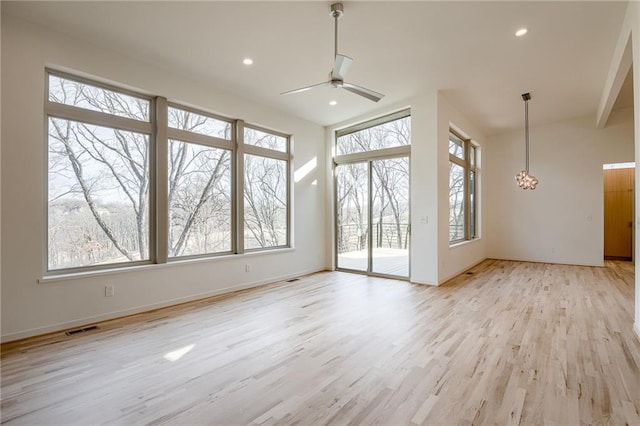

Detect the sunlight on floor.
xmin=163 ymin=344 xmax=195 ymax=362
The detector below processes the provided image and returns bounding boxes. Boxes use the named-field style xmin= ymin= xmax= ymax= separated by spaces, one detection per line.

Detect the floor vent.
xmin=286 ymin=278 xmax=300 ymax=282
xmin=65 ymin=325 xmax=99 ymax=336
xmin=466 ymin=272 xmax=474 ymax=275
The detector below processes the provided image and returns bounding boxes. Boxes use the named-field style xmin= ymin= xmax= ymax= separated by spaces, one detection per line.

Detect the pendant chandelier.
xmin=515 ymin=92 xmax=539 ymax=190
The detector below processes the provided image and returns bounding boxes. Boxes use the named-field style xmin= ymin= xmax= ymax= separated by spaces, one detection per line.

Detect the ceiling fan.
xmin=281 ymin=3 xmax=385 ymax=103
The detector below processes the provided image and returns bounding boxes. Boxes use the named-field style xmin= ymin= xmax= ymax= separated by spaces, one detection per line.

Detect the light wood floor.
xmin=2 ymin=259 xmax=639 ymax=425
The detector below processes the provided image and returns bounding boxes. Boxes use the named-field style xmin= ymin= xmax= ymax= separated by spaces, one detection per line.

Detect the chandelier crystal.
xmin=515 ymin=92 xmax=538 ymax=190
xmin=515 ymin=169 xmax=538 ymax=189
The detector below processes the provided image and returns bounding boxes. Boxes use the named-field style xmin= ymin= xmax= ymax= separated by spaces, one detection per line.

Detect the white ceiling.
xmin=3 ymin=1 xmax=632 ymax=135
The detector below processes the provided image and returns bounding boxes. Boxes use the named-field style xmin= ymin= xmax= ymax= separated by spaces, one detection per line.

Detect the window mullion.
xmin=236 ymin=120 xmax=245 ymax=255
xmin=336 ymin=109 xmax=410 ymax=138
xmin=367 ymin=160 xmax=373 ymax=273
xmin=156 ymin=97 xmax=169 ymax=264
xmin=464 ymin=141 xmax=471 ymax=241
xmin=46 ymin=102 xmax=152 ymax=135
xmin=167 ymin=128 xmax=234 ymax=150
xmin=336 ymin=145 xmax=411 ymax=165
xmin=243 ymin=144 xmax=289 ymax=160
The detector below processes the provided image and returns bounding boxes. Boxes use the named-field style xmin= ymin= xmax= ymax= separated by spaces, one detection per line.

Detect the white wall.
xmin=486 ymin=108 xmax=634 ymax=266
xmin=1 ymin=15 xmax=327 ymax=342
xmin=410 ymin=93 xmax=440 ymax=285
xmin=436 ymin=93 xmax=487 ymax=283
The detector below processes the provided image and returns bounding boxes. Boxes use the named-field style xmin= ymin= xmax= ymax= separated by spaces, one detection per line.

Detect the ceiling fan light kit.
xmin=281 ymin=2 xmax=385 ymax=103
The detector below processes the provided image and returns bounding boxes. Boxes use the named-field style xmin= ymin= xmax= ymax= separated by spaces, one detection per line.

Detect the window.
xmin=243 ymin=126 xmax=290 ymax=250
xmin=337 ymin=112 xmax=411 ymax=155
xmin=47 ymin=75 xmax=152 ymax=271
xmin=167 ymin=106 xmax=234 ymax=258
xmin=48 ymin=74 xmax=150 ymax=121
xmin=244 ymin=127 xmax=287 ymax=152
xmin=46 ymin=71 xmax=291 ymax=274
xmin=168 ymin=106 xmax=231 ymax=140
xmin=449 ymin=131 xmax=478 ymax=243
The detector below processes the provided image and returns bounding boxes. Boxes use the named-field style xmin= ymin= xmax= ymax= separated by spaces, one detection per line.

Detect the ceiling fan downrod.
xmin=331 ymin=3 xmax=344 ymax=61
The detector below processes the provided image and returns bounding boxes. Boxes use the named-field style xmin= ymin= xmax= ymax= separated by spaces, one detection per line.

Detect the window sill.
xmin=449 ymin=238 xmax=481 ymax=249
xmin=39 ymin=247 xmax=295 ymax=284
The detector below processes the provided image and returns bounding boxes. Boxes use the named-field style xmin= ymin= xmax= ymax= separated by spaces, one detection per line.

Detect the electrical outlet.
xmin=245 ymin=264 xmax=251 ymax=272
xmin=105 ymin=285 xmax=114 ymax=297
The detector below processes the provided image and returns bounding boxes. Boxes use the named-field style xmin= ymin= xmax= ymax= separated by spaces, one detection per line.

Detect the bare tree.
xmin=244 ymin=154 xmax=287 ymax=249
xmin=49 ymin=117 xmax=149 ymax=264
xmin=48 ymin=79 xmax=235 ymax=268
xmin=167 ymin=109 xmax=231 ymax=257
xmin=336 ymin=117 xmax=410 ymax=253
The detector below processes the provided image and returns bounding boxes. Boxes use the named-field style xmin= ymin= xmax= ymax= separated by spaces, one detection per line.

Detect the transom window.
xmin=48 ymin=74 xmax=150 ymax=121
xmin=46 ymin=70 xmax=291 ymax=273
xmin=337 ymin=112 xmax=411 ymax=155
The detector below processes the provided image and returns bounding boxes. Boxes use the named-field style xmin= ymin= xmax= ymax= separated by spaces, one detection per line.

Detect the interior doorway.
xmin=603 ymin=162 xmax=635 ymax=261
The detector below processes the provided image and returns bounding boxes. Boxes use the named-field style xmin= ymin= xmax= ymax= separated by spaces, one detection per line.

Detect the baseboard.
xmin=437 ymin=257 xmax=488 ymax=285
xmin=410 ymin=279 xmax=438 ymax=286
xmin=1 ymin=267 xmax=327 ymax=344
xmin=487 ymin=256 xmax=603 ymax=268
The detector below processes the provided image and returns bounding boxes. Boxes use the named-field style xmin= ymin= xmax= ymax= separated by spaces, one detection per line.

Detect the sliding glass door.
xmin=371 ymin=157 xmax=410 ymax=276
xmin=334 ymin=110 xmax=411 ymax=279
xmin=335 ymin=156 xmax=410 ymax=278
xmin=336 ymin=163 xmax=369 ymax=272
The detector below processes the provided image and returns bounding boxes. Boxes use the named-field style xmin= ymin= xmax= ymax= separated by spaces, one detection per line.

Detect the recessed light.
xmin=515 ymin=28 xmax=528 ymax=37
xmin=329 ymin=100 xmax=337 ymax=106
xmin=243 ymin=58 xmax=253 ymax=65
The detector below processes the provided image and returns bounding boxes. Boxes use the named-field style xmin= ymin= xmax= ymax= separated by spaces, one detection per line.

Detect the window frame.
xmin=164 ymin=103 xmax=236 ymax=261
xmin=240 ymin=123 xmax=292 ymax=252
xmin=448 ymin=129 xmax=478 ymax=244
xmin=44 ymin=69 xmax=292 ymax=276
xmin=335 ymin=109 xmax=411 ymax=156
xmin=45 ymin=70 xmax=156 ymax=274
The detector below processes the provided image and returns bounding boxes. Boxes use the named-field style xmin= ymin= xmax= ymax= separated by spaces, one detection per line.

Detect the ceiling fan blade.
xmin=331 ymin=54 xmax=353 ymax=80
xmin=342 ymin=83 xmax=385 ymax=103
xmin=281 ymin=81 xmax=329 ymax=96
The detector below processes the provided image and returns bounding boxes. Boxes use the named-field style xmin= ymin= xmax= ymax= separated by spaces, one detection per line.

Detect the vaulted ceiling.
xmin=3 ymin=1 xmax=631 ymax=135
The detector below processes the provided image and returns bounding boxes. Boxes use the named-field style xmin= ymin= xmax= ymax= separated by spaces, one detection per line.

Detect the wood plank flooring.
xmin=1 ymin=259 xmax=639 ymax=425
